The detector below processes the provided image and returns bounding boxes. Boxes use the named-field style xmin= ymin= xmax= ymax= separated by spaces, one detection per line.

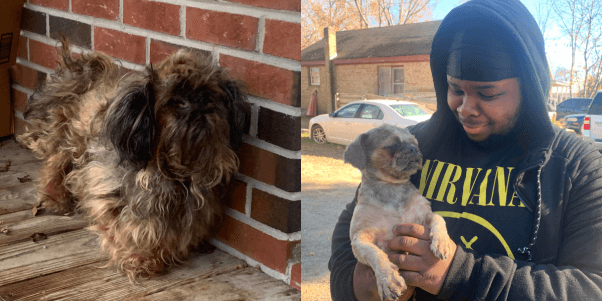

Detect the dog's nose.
xmin=407 ymin=145 xmax=418 ymax=156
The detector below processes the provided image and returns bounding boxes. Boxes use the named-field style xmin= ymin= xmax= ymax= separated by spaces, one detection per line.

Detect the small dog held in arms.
xmin=344 ymin=123 xmax=452 ymax=300
xmin=18 ymin=40 xmax=250 ymax=280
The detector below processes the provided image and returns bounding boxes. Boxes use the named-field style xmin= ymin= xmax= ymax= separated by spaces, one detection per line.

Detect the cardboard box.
xmin=0 ymin=0 xmax=25 ymax=69
xmin=0 ymin=0 xmax=25 ymax=137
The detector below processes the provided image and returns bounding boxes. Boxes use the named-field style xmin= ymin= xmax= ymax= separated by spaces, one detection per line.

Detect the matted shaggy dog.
xmin=18 ymin=41 xmax=250 ymax=280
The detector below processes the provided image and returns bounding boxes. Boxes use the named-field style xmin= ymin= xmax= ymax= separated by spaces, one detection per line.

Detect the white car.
xmin=309 ymin=100 xmax=432 ymax=145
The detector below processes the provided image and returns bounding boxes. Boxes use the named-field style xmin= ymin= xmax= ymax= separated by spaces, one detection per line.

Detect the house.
xmin=301 ymin=21 xmax=441 ymax=114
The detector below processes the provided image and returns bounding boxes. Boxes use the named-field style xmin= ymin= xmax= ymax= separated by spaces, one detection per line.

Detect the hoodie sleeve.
xmin=437 ymin=144 xmax=602 ymax=300
xmin=328 ymin=186 xmax=360 ymax=301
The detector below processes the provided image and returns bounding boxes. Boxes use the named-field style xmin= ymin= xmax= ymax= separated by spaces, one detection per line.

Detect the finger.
xmin=398 ymin=270 xmax=423 ymax=288
xmin=393 ymin=224 xmax=431 ymax=240
xmin=388 ymin=253 xmax=424 ymax=271
xmin=387 ymin=235 xmax=431 ymax=255
xmin=398 ymin=270 xmax=441 ymax=295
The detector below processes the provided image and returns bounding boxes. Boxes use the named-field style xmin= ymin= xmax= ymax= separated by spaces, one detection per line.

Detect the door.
xmin=378 ymin=67 xmax=391 ymax=96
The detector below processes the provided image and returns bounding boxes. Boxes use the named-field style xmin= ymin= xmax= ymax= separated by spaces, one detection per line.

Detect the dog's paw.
xmin=121 ymin=254 xmax=165 ymax=281
xmin=376 ymin=262 xmax=406 ymax=301
xmin=430 ymin=232 xmax=453 ymax=260
xmin=37 ymin=197 xmax=72 ymax=215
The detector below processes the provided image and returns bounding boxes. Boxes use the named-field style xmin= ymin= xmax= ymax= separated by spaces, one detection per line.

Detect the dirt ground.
xmin=301 ymin=131 xmax=361 ymax=301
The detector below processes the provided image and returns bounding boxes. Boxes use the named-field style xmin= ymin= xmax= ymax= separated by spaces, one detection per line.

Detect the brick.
xmin=30 ymin=0 xmax=69 ymax=11
xmin=228 ymin=0 xmax=300 ymax=12
xmin=94 ymin=28 xmax=146 ymax=65
xmin=17 ymin=37 xmax=27 ymax=60
xmin=29 ymin=40 xmax=59 ymax=70
xmin=186 ymin=8 xmax=257 ymax=51
xmin=9 ymin=64 xmax=46 ymax=90
xmin=124 ymin=0 xmax=180 ymax=35
xmin=263 ymin=20 xmax=300 ymax=61
xmin=49 ymin=16 xmax=92 ymax=49
xmin=290 ymin=262 xmax=300 ymax=290
xmin=237 ymin=142 xmax=300 ymax=193
xmin=257 ymin=107 xmax=300 ymax=151
xmin=217 ymin=215 xmax=299 ymax=273
xmin=72 ymin=0 xmax=119 ymax=20
xmin=149 ymin=40 xmax=210 ymax=64
xmin=20 ymin=8 xmax=47 ymax=36
xmin=251 ymin=188 xmax=300 ymax=233
xmin=224 ymin=180 xmax=247 ymax=214
xmin=13 ymin=117 xmax=32 ymax=137
xmin=13 ymin=89 xmax=28 ymax=113
xmin=220 ymin=55 xmax=298 ymax=106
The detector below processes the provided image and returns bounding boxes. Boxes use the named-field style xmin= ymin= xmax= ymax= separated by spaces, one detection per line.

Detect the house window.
xmin=310 ymin=67 xmax=320 ymax=85
xmin=393 ymin=67 xmax=404 ymax=94
xmin=378 ymin=66 xmax=404 ymax=96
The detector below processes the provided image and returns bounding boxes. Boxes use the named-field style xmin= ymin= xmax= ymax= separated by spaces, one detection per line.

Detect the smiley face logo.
xmin=435 ymin=211 xmax=515 ymax=259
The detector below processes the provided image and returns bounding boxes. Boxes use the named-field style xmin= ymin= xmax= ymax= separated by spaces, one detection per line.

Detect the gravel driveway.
xmin=301 ymin=132 xmax=360 ymax=301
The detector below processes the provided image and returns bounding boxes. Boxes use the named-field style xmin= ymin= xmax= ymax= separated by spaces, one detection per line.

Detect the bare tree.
xmin=577 ymin=0 xmax=602 ymax=97
xmin=302 ymin=0 xmax=360 ymax=49
xmin=399 ymin=0 xmax=439 ymax=25
xmin=535 ymin=0 xmax=556 ymax=48
xmin=351 ymin=0 xmax=371 ymax=28
xmin=348 ymin=0 xmax=439 ymax=27
xmin=552 ymin=0 xmax=586 ymax=97
xmin=302 ymin=0 xmax=440 ymax=50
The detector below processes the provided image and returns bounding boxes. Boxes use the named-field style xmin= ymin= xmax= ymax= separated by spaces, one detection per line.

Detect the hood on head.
xmin=427 ymin=0 xmax=554 ymax=153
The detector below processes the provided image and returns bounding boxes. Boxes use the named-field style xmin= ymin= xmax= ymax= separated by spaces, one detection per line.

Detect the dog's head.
xmin=344 ymin=124 xmax=422 ymax=183
xmin=104 ymin=50 xmax=250 ymax=185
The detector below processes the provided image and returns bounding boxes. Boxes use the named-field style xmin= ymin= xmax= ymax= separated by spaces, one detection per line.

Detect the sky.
xmin=431 ymin=0 xmax=574 ymax=73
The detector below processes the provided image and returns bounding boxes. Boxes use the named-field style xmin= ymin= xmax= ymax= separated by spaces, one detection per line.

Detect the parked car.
xmin=582 ymin=90 xmax=602 ymax=144
xmin=309 ymin=100 xmax=432 ymax=145
xmin=564 ymin=114 xmax=586 ymax=133
xmin=556 ymin=97 xmax=592 ymax=120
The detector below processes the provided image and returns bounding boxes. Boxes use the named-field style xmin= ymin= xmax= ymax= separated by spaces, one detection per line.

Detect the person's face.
xmin=447 ymin=75 xmax=521 ymax=142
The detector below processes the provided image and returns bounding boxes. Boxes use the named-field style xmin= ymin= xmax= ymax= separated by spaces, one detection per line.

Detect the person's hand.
xmin=353 ymin=261 xmax=415 ymax=301
xmin=386 ymin=223 xmax=457 ymax=295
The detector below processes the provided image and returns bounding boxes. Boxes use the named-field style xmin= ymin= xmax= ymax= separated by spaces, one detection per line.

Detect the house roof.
xmin=301 ymin=21 xmax=442 ymax=62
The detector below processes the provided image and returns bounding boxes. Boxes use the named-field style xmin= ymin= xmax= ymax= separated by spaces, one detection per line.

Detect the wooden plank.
xmin=0 ymin=161 xmax=41 ymax=185
xmin=0 ymin=139 xmax=41 ymax=216
xmin=0 ymin=250 xmax=249 ymax=301
xmin=0 ymin=209 xmax=36 ymax=225
xmin=0 ymin=229 xmax=105 ymax=287
xmin=0 ymin=215 xmax=88 ymax=246
xmin=139 ymin=266 xmax=301 ymax=301
xmin=0 ymin=140 xmax=38 ymax=163
xmin=0 ymin=182 xmax=38 ymax=215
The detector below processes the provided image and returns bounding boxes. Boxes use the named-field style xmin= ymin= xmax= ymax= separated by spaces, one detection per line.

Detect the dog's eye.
xmin=385 ymin=142 xmax=401 ymax=154
xmin=168 ymin=98 xmax=189 ymax=109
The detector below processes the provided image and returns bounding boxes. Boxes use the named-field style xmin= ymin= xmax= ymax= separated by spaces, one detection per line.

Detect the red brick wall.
xmin=11 ymin=0 xmax=300 ymax=288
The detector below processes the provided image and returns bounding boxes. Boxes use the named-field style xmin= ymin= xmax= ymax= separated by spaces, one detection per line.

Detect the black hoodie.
xmin=329 ymin=0 xmax=602 ymax=300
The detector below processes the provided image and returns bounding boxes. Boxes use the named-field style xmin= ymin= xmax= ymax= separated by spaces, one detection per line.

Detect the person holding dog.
xmin=329 ymin=0 xmax=602 ymax=300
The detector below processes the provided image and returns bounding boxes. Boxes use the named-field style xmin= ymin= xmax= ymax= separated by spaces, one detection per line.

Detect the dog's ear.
xmin=220 ymin=79 xmax=250 ymax=151
xmin=344 ymin=132 xmax=369 ymax=170
xmin=105 ymin=73 xmax=157 ymax=169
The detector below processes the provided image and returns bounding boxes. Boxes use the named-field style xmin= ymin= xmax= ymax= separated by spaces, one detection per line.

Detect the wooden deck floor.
xmin=0 ymin=139 xmax=300 ymax=301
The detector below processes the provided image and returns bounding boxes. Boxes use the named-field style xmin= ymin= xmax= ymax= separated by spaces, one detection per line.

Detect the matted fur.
xmin=19 ymin=40 xmax=250 ymax=280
